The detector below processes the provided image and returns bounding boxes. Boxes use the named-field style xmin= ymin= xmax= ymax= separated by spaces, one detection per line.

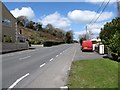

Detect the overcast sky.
xmin=4 ymin=0 xmax=117 ymax=40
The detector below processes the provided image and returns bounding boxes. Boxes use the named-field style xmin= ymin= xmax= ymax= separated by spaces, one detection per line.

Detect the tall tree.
xmin=65 ymin=31 xmax=73 ymax=43
xmin=79 ymin=34 xmax=86 ymax=45
xmin=17 ymin=16 xmax=28 ymax=27
xmin=99 ymin=17 xmax=120 ymax=60
xmin=46 ymin=24 xmax=54 ymax=30
xmin=35 ymin=22 xmax=42 ymax=31
xmin=26 ymin=21 xmax=35 ymax=29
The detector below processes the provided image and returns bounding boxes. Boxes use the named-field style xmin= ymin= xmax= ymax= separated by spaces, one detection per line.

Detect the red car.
xmin=81 ymin=40 xmax=93 ymax=51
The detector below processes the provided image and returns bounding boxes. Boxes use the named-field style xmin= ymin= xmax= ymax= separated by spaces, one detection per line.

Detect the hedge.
xmin=43 ymin=41 xmax=65 ymax=47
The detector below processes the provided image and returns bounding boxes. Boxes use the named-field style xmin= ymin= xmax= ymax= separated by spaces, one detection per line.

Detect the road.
xmin=2 ymin=44 xmax=103 ymax=88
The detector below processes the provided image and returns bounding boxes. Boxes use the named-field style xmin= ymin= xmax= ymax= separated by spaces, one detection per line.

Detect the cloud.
xmin=41 ymin=12 xmax=71 ymax=30
xmin=86 ymin=23 xmax=104 ymax=34
xmin=74 ymin=22 xmax=104 ymax=38
xmin=10 ymin=7 xmax=35 ymax=20
xmin=87 ymin=23 xmax=103 ymax=30
xmin=68 ymin=10 xmax=113 ymax=23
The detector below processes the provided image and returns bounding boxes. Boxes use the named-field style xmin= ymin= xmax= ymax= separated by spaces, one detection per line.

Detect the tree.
xmin=65 ymin=31 xmax=73 ymax=43
xmin=108 ymin=32 xmax=120 ymax=60
xmin=99 ymin=17 xmax=120 ymax=61
xmin=35 ymin=22 xmax=42 ymax=31
xmin=100 ymin=18 xmax=120 ymax=45
xmin=26 ymin=21 xmax=35 ymax=29
xmin=79 ymin=34 xmax=86 ymax=45
xmin=46 ymin=24 xmax=54 ymax=30
xmin=17 ymin=16 xmax=28 ymax=27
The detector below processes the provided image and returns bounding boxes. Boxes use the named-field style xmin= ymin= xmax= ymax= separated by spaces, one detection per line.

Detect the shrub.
xmin=108 ymin=32 xmax=120 ymax=61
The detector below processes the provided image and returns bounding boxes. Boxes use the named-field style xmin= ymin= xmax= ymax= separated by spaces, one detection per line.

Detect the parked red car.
xmin=81 ymin=40 xmax=93 ymax=51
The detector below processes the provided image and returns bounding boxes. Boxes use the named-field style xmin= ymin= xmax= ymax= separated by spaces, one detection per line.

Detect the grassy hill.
xmin=18 ymin=26 xmax=65 ymax=45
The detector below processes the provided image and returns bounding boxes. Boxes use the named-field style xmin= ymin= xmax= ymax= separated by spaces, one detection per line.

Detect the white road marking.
xmin=50 ymin=58 xmax=53 ymax=62
xmin=40 ymin=63 xmax=46 ymax=68
xmin=19 ymin=56 xmax=31 ymax=60
xmin=56 ymin=55 xmax=59 ymax=57
xmin=8 ymin=73 xmax=29 ymax=89
xmin=60 ymin=52 xmax=62 ymax=55
xmin=72 ymin=46 xmax=77 ymax=61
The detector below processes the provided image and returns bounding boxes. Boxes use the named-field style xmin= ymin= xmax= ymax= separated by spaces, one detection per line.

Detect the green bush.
xmin=30 ymin=40 xmax=35 ymax=44
xmin=108 ymin=32 xmax=120 ymax=61
xmin=100 ymin=18 xmax=120 ymax=61
xmin=3 ymin=35 xmax=12 ymax=43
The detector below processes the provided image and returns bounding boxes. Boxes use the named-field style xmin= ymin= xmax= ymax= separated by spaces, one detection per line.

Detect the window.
xmin=2 ymin=19 xmax=12 ymax=27
xmin=3 ymin=35 xmax=13 ymax=43
xmin=18 ymin=37 xmax=25 ymax=43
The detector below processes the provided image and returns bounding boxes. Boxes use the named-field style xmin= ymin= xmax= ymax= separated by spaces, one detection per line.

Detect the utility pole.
xmin=117 ymin=0 xmax=120 ymax=17
xmin=86 ymin=25 xmax=87 ymax=40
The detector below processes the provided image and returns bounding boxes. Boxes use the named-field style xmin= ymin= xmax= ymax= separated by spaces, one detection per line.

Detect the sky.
xmin=3 ymin=0 xmax=117 ymax=40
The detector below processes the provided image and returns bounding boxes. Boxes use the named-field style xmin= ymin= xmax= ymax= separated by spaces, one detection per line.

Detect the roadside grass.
xmin=67 ymin=59 xmax=118 ymax=88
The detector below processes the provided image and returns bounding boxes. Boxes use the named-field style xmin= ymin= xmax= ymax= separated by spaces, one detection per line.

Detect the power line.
xmin=85 ymin=0 xmax=111 ymax=39
xmin=91 ymin=0 xmax=111 ymax=25
xmin=89 ymin=0 xmax=106 ymax=25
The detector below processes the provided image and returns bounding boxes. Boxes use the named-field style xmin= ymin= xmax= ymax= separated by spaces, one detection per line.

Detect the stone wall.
xmin=2 ymin=43 xmax=29 ymax=53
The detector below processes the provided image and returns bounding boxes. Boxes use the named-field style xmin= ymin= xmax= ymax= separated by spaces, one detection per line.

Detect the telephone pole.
xmin=117 ymin=0 xmax=120 ymax=17
xmin=86 ymin=25 xmax=87 ymax=40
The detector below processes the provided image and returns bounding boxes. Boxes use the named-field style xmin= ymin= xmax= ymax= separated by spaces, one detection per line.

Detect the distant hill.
xmin=18 ymin=25 xmax=65 ymax=45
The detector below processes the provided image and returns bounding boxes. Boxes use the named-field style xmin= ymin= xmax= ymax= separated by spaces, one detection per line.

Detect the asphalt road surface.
xmin=2 ymin=44 xmax=103 ymax=89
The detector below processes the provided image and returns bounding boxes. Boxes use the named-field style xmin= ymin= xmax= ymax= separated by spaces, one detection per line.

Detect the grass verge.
xmin=67 ymin=59 xmax=118 ymax=88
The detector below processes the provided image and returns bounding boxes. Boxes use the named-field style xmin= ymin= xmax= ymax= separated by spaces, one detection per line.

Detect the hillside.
xmin=18 ymin=26 xmax=65 ymax=44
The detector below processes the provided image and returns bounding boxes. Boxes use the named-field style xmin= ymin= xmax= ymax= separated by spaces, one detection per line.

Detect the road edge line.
xmin=8 ymin=73 xmax=29 ymax=89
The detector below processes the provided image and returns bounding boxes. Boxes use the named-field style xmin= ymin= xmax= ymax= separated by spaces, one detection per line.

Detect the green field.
xmin=67 ymin=59 xmax=118 ymax=88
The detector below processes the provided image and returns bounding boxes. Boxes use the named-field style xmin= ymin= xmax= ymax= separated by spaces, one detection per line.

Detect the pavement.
xmin=1 ymin=43 xmax=103 ymax=89
xmin=74 ymin=44 xmax=103 ymax=61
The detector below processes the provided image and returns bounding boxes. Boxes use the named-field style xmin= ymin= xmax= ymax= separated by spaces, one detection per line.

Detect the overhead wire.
xmin=85 ymin=0 xmax=111 ymax=37
xmin=91 ymin=0 xmax=111 ymax=25
xmin=89 ymin=0 xmax=106 ymax=25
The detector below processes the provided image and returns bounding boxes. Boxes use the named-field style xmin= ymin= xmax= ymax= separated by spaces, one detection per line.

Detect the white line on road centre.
xmin=19 ymin=56 xmax=31 ymax=60
xmin=8 ymin=73 xmax=29 ymax=89
xmin=60 ymin=52 xmax=62 ymax=55
xmin=56 ymin=55 xmax=59 ymax=57
xmin=49 ymin=58 xmax=53 ymax=62
xmin=40 ymin=63 xmax=46 ymax=68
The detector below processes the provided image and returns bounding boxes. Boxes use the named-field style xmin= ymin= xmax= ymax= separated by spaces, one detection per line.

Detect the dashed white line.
xmin=56 ymin=55 xmax=59 ymax=57
xmin=60 ymin=52 xmax=62 ymax=55
xmin=50 ymin=58 xmax=53 ymax=62
xmin=19 ymin=56 xmax=31 ymax=60
xmin=8 ymin=73 xmax=29 ymax=89
xmin=40 ymin=63 xmax=46 ymax=68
